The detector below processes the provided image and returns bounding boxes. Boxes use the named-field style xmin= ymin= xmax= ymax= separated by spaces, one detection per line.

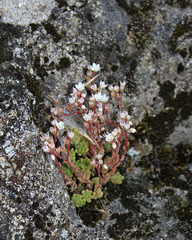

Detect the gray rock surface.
xmin=0 ymin=0 xmax=192 ymax=239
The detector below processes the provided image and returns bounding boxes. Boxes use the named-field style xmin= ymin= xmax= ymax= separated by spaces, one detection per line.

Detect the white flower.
xmin=50 ymin=107 xmax=58 ymax=115
xmin=82 ymin=93 xmax=86 ymax=98
xmin=120 ymin=111 xmax=128 ymax=119
xmin=88 ymin=110 xmax=94 ymax=116
xmin=98 ymin=160 xmax=103 ymax=165
xmin=119 ymin=120 xmax=125 ymax=127
xmin=130 ymin=128 xmax=136 ymax=133
xmin=78 ymin=98 xmax=84 ymax=104
xmin=90 ymin=159 xmax=95 ymax=165
xmin=90 ymin=63 xmax=101 ymax=72
xmin=124 ymin=124 xmax=130 ymax=130
xmin=69 ymin=97 xmax=76 ymax=104
xmin=94 ymin=92 xmax=103 ymax=101
xmin=49 ymin=142 xmax=55 ymax=149
xmin=101 ymin=94 xmax=109 ymax=103
xmin=96 ymin=153 xmax=103 ymax=160
xmin=90 ymin=84 xmax=97 ymax=91
xmin=109 ymin=85 xmax=114 ymax=91
xmin=120 ymin=81 xmax=126 ymax=92
xmin=105 ymin=133 xmax=114 ymax=142
xmin=51 ymin=154 xmax=56 ymax=161
xmin=67 ymin=131 xmax=74 ymax=139
xmin=42 ymin=145 xmax=50 ymax=152
xmin=90 ymin=95 xmax=95 ymax=101
xmin=83 ymin=114 xmax=92 ymax=121
xmin=103 ymin=164 xmax=108 ymax=170
xmin=56 ymin=121 xmax=65 ymax=130
xmin=81 ymin=105 xmax=86 ymax=110
xmin=114 ymin=85 xmax=119 ymax=92
xmin=112 ymin=128 xmax=118 ymax=137
xmin=100 ymin=81 xmax=107 ymax=89
xmin=112 ymin=143 xmax=117 ymax=149
xmin=75 ymin=82 xmax=85 ymax=91
xmin=128 ymin=121 xmax=132 ymax=126
xmin=51 ymin=119 xmax=58 ymax=126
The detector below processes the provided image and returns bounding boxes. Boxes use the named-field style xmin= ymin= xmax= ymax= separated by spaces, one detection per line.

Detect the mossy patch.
xmin=56 ymin=57 xmax=71 ymax=70
xmin=0 ymin=23 xmax=22 ymax=63
xmin=136 ymin=81 xmax=192 ymax=145
xmin=165 ymin=0 xmax=191 ymax=8
xmin=43 ymin=22 xmax=62 ymax=43
xmin=25 ymin=74 xmax=50 ymax=132
xmin=169 ymin=15 xmax=192 ymax=53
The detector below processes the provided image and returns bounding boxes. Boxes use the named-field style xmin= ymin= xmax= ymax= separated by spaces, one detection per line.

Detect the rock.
xmin=0 ymin=0 xmax=192 ymax=239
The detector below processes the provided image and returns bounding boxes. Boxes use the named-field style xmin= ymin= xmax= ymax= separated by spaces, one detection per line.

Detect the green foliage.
xmin=75 ymin=140 xmax=89 ymax=155
xmin=72 ymin=190 xmax=94 ymax=207
xmin=71 ymin=130 xmax=83 ymax=146
xmin=69 ymin=148 xmax=76 ymax=161
xmin=72 ymin=193 xmax=86 ymax=207
xmin=92 ymin=177 xmax=99 ymax=185
xmin=82 ymin=190 xmax=94 ymax=203
xmin=93 ymin=188 xmax=103 ymax=199
xmin=110 ymin=172 xmax=124 ymax=184
xmin=77 ymin=157 xmax=93 ymax=178
xmin=61 ymin=163 xmax=75 ymax=178
xmin=104 ymin=142 xmax=112 ymax=152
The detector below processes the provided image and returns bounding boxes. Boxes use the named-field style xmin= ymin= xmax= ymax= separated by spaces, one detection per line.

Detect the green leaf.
xmin=82 ymin=189 xmax=94 ymax=203
xmin=110 ymin=172 xmax=124 ymax=184
xmin=93 ymin=188 xmax=103 ymax=199
xmin=72 ymin=193 xmax=86 ymax=207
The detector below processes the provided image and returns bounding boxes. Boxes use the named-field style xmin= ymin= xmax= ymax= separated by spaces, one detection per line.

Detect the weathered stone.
xmin=0 ymin=0 xmax=192 ymax=239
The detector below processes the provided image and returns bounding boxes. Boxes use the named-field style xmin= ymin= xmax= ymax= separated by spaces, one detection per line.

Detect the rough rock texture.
xmin=0 ymin=0 xmax=192 ymax=239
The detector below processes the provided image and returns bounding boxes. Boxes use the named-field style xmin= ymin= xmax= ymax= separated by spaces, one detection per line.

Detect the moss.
xmin=56 ymin=57 xmax=71 ymax=70
xmin=29 ymin=23 xmax=40 ymax=32
xmin=25 ymin=74 xmax=50 ymax=132
xmin=108 ymin=212 xmax=159 ymax=239
xmin=43 ymin=22 xmax=62 ymax=42
xmin=177 ymin=62 xmax=185 ymax=73
xmin=165 ymin=0 xmax=191 ymax=8
xmin=158 ymin=80 xmax=175 ymax=103
xmin=33 ymin=56 xmax=48 ymax=79
xmin=0 ymin=23 xmax=21 ymax=63
xmin=178 ymin=48 xmax=188 ymax=58
xmin=189 ymin=45 xmax=192 ymax=57
xmin=54 ymin=0 xmax=68 ymax=8
xmin=169 ymin=16 xmax=192 ymax=53
xmin=77 ymin=200 xmax=105 ymax=227
xmin=136 ymin=81 xmax=192 ymax=145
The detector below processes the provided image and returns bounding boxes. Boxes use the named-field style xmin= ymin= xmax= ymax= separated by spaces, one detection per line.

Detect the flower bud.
xmin=98 ymin=160 xmax=103 ymax=165
xmin=67 ymin=131 xmax=74 ymax=139
xmin=114 ymin=85 xmax=119 ymax=92
xmin=51 ymin=154 xmax=56 ymax=161
xmin=130 ymin=128 xmax=136 ymax=133
xmin=112 ymin=142 xmax=117 ymax=149
xmin=120 ymin=81 xmax=126 ymax=92
xmin=96 ymin=153 xmax=103 ymax=160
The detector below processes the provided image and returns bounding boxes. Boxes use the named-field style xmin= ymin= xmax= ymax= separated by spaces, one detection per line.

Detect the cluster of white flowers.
xmin=105 ymin=132 xmax=114 ymax=142
xmin=118 ymin=111 xmax=136 ymax=133
xmin=41 ymin=136 xmax=55 ymax=153
xmin=75 ymin=82 xmax=85 ymax=91
xmin=51 ymin=119 xmax=65 ymax=130
xmin=83 ymin=110 xmax=94 ymax=121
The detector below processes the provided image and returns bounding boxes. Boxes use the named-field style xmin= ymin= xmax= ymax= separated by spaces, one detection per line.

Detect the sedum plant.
xmin=41 ymin=63 xmax=136 ymax=207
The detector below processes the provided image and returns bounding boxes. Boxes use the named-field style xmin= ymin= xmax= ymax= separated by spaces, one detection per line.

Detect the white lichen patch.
xmin=0 ymin=0 xmax=56 ymax=26
xmin=3 ymin=140 xmax=16 ymax=159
